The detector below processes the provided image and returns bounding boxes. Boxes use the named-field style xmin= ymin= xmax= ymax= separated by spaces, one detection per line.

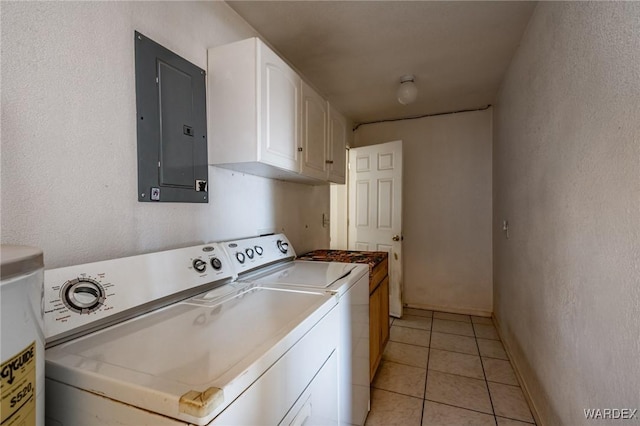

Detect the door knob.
xmin=392 ymin=235 xmax=402 ymax=242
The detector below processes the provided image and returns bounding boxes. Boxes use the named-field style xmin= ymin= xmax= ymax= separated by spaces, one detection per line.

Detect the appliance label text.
xmin=1 ymin=341 xmax=37 ymax=426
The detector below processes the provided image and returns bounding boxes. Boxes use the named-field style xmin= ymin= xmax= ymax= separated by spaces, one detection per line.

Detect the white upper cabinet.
xmin=208 ymin=38 xmax=306 ymax=181
xmin=327 ymin=104 xmax=348 ymax=184
xmin=207 ymin=37 xmax=347 ymax=184
xmin=260 ymin=45 xmax=301 ymax=172
xmin=300 ymin=81 xmax=328 ymax=181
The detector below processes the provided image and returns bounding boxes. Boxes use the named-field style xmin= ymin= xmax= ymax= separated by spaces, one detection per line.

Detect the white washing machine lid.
xmin=45 ymin=284 xmax=336 ymax=425
xmin=251 ymin=261 xmax=366 ymax=290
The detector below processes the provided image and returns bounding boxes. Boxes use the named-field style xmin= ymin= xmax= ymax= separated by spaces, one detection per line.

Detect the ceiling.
xmin=227 ymin=1 xmax=536 ymax=124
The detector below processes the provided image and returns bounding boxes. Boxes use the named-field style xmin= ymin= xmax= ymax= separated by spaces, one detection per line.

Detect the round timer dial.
xmin=277 ymin=240 xmax=289 ymax=254
xmin=192 ymin=258 xmax=207 ymax=273
xmin=61 ymin=278 xmax=106 ymax=314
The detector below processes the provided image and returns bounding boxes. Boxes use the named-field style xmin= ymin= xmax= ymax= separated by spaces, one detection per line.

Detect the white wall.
xmin=0 ymin=1 xmax=329 ymax=268
xmin=354 ymin=109 xmax=492 ymax=315
xmin=329 ymin=183 xmax=348 ymax=250
xmin=493 ymin=3 xmax=640 ymax=424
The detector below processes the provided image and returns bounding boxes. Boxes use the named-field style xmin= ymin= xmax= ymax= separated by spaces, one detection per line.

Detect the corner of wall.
xmin=492 ymin=313 xmax=557 ymax=426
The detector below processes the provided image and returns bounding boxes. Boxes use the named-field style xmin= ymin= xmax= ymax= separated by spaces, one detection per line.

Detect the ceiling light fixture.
xmin=397 ymin=74 xmax=418 ymax=105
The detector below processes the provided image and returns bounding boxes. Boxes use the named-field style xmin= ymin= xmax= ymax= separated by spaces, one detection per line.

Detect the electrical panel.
xmin=135 ymin=31 xmax=208 ymax=203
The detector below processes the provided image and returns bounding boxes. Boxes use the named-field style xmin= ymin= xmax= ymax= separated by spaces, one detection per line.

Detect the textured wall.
xmin=1 ymin=1 xmax=329 ymax=268
xmin=354 ymin=109 xmax=493 ymax=315
xmin=493 ymin=2 xmax=640 ymax=424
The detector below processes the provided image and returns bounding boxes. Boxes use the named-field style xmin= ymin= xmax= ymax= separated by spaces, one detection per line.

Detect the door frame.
xmin=329 ymin=147 xmax=349 ymax=250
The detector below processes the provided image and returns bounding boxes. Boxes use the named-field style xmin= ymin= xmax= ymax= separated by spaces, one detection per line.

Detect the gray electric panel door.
xmin=135 ymin=31 xmax=208 ymax=203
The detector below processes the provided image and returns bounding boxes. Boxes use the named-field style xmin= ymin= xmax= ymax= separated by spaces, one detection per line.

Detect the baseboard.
xmin=492 ymin=314 xmax=544 ymax=426
xmin=404 ymin=303 xmax=492 ymax=318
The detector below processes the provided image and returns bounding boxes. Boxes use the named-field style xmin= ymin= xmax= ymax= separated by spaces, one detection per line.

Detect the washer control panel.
xmin=44 ymin=243 xmax=235 ymax=345
xmin=222 ymin=234 xmax=295 ymax=275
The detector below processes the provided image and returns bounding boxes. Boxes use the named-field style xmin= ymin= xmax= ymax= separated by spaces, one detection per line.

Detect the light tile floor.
xmin=365 ymin=308 xmax=536 ymax=426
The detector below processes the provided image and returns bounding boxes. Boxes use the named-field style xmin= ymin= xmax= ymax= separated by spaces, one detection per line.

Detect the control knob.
xmin=210 ymin=257 xmax=222 ymax=270
xmin=236 ymin=252 xmax=246 ymax=264
xmin=192 ymin=258 xmax=207 ymax=273
xmin=277 ymin=240 xmax=289 ymax=254
xmin=254 ymin=246 xmax=263 ymax=256
xmin=61 ymin=278 xmax=106 ymax=314
xmin=245 ymin=248 xmax=254 ymax=259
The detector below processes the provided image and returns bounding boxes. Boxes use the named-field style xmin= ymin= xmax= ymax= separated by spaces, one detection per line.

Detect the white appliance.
xmin=1 ymin=245 xmax=45 ymax=426
xmin=43 ymin=241 xmax=340 ymax=425
xmin=220 ymin=234 xmax=370 ymax=426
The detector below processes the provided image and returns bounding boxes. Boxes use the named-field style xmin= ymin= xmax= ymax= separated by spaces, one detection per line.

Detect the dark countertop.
xmin=297 ymin=250 xmax=388 ymax=275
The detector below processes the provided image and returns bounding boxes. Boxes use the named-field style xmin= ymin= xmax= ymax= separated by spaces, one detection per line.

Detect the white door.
xmin=348 ymin=140 xmax=403 ymax=317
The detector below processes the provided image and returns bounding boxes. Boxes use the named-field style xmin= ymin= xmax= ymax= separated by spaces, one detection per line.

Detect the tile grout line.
xmin=426 ymin=322 xmax=477 ymax=338
xmin=386 ymin=340 xmax=430 ymax=351
xmin=390 ymin=324 xmax=431 ymax=332
xmin=424 ymin=364 xmax=490 ymax=382
xmin=495 ymin=414 xmax=536 ymax=425
xmin=428 ymin=343 xmax=484 ymax=358
xmin=430 ymin=347 xmax=478 ymax=357
xmin=387 ymin=339 xmax=429 ymax=349
xmin=378 ymin=359 xmax=426 ymax=370
xmin=375 ymin=311 xmax=505 ymax=425
xmin=371 ymin=358 xmax=427 ymax=374
xmin=369 ymin=386 xmax=424 ymax=401
xmin=479 ymin=362 xmax=529 ymax=387
xmin=433 ymin=316 xmax=472 ymax=323
xmin=423 ymin=398 xmax=497 ymax=418
xmin=471 ymin=321 xmax=499 ymax=426
xmin=420 ymin=310 xmax=434 ymax=426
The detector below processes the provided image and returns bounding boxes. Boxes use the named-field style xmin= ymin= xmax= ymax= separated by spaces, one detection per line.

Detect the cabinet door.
xmin=259 ymin=44 xmax=300 ymax=171
xmin=327 ymin=105 xmax=347 ymax=184
xmin=369 ymin=285 xmax=382 ymax=382
xmin=300 ymin=81 xmax=327 ymax=180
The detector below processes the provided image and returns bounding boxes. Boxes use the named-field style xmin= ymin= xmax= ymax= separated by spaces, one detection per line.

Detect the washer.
xmin=43 ymin=242 xmax=340 ymax=425
xmin=221 ymin=234 xmax=370 ymax=426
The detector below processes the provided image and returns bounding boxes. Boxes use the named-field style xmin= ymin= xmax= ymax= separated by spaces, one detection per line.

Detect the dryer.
xmin=221 ymin=234 xmax=370 ymax=426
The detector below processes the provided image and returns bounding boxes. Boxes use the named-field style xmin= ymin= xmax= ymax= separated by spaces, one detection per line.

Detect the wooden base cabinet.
xmin=369 ymin=285 xmax=381 ymax=381
xmin=379 ymin=277 xmax=390 ymax=353
xmin=369 ymin=264 xmax=389 ymax=382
